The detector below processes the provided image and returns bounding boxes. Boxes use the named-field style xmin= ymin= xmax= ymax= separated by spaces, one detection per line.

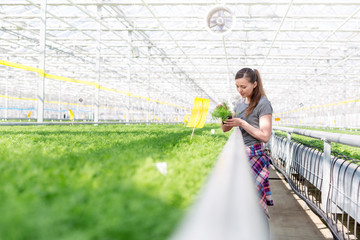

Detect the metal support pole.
xmin=58 ymin=80 xmax=61 ymax=120
xmin=147 ymin=46 xmax=151 ymax=124
xmin=5 ymin=61 xmax=9 ymax=120
xmin=126 ymin=63 xmax=131 ymax=123
xmin=127 ymin=30 xmax=132 ymax=123
xmin=321 ymin=139 xmax=332 ymax=213
xmin=37 ymin=0 xmax=47 ymax=123
xmin=285 ymin=132 xmax=292 ymax=174
xmin=161 ymin=93 xmax=164 ymax=122
xmin=94 ymin=5 xmax=101 ymax=123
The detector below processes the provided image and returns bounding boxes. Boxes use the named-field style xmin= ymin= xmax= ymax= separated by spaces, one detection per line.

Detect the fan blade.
xmin=225 ymin=18 xmax=233 ymax=24
xmin=210 ymin=19 xmax=217 ymax=24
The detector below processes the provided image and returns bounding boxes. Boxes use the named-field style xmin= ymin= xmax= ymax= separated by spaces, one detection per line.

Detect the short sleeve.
xmin=258 ymin=98 xmax=273 ymax=118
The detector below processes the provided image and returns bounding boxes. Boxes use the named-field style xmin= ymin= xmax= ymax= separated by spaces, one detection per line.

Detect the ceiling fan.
xmin=205 ymin=5 xmax=236 ymax=36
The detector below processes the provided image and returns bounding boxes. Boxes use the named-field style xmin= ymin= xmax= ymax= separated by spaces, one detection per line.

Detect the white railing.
xmin=269 ymin=127 xmax=360 ymax=240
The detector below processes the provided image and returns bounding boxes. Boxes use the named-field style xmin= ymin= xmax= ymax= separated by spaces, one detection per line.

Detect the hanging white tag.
xmin=155 ymin=162 xmax=167 ymax=175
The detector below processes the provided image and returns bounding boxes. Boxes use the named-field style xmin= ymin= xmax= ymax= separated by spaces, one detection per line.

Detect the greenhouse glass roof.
xmin=1 ymin=0 xmax=360 ymax=120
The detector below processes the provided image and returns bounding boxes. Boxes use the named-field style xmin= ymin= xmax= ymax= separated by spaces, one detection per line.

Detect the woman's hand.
xmin=223 ymin=117 xmax=245 ymax=127
xmin=224 ymin=114 xmax=272 ymax=143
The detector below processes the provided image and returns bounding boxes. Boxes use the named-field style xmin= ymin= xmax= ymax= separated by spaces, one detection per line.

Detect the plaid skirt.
xmin=247 ymin=143 xmax=274 ymax=217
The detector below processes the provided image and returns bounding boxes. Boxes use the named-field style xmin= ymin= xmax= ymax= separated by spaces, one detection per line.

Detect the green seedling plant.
xmin=211 ymin=102 xmax=233 ymax=123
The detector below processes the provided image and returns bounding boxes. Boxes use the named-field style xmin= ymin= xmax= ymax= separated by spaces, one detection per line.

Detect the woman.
xmin=221 ymin=67 xmax=274 ymax=217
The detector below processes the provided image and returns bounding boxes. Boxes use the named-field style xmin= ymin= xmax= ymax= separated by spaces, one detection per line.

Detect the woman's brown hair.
xmin=235 ymin=68 xmax=266 ymax=117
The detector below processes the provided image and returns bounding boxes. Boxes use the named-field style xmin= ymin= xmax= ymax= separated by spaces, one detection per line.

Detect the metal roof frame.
xmin=0 ymin=0 xmax=359 ymax=123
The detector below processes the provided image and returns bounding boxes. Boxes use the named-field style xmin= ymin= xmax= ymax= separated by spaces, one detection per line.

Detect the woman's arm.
xmin=224 ymin=114 xmax=272 ymax=142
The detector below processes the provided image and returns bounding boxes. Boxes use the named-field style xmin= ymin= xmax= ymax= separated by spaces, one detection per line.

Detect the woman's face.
xmin=235 ymin=77 xmax=257 ymax=99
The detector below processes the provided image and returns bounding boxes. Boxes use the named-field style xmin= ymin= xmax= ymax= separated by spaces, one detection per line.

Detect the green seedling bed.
xmin=0 ymin=123 xmax=230 ymax=240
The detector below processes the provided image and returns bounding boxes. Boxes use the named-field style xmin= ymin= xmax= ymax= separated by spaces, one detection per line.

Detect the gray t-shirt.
xmin=233 ymin=96 xmax=273 ymax=146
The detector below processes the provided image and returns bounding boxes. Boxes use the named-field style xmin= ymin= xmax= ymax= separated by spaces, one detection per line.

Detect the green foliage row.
xmin=275 ymin=131 xmax=360 ymax=161
xmin=0 ymin=123 xmax=230 ymax=240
